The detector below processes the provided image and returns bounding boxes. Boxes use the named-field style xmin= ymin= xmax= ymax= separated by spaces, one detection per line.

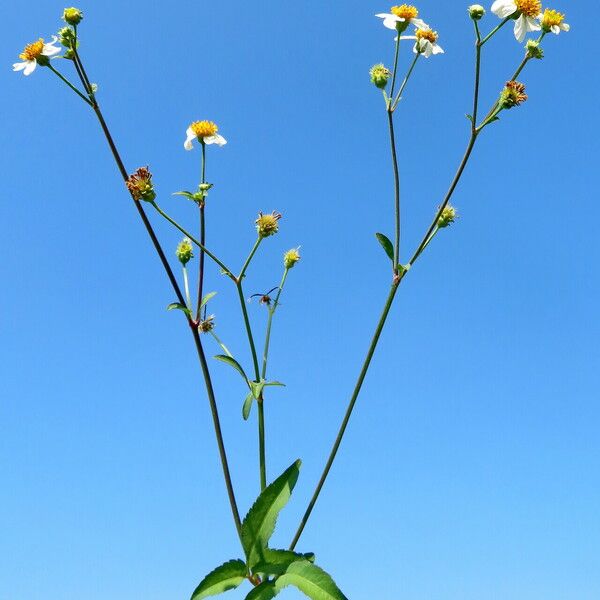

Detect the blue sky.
xmin=1 ymin=2 xmax=598 ymax=599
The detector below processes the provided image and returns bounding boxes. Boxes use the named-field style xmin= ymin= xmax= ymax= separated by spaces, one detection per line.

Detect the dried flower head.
xmin=370 ymin=64 xmax=391 ymax=89
xmin=437 ymin=205 xmax=457 ymax=228
xmin=176 ymin=238 xmax=194 ymax=265
xmin=62 ymin=7 xmax=83 ymax=25
xmin=199 ymin=315 xmax=215 ymax=333
xmin=499 ymin=80 xmax=528 ymax=109
xmin=256 ymin=212 xmax=282 ymax=238
xmin=126 ymin=167 xmax=156 ymax=202
xmin=284 ymin=248 xmax=301 ymax=269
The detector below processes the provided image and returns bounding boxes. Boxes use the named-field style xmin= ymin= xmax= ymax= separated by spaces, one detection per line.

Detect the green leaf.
xmin=214 ymin=355 xmax=249 ymax=383
xmin=465 ymin=113 xmax=474 ymax=124
xmin=275 ymin=561 xmax=348 ymax=600
xmin=190 ymin=559 xmax=247 ymax=600
xmin=167 ymin=302 xmax=191 ymax=318
xmin=253 ymin=549 xmax=316 ymax=577
xmin=201 ymin=291 xmax=218 ymax=308
xmin=375 ymin=233 xmax=394 ymax=263
xmin=250 ymin=380 xmax=266 ymax=400
xmin=243 ymin=392 xmax=254 ymax=421
xmin=245 ymin=582 xmax=278 ymax=600
xmin=242 ymin=460 xmax=302 ymax=568
xmin=264 ymin=381 xmax=286 ymax=388
xmin=173 ymin=191 xmax=196 ymax=200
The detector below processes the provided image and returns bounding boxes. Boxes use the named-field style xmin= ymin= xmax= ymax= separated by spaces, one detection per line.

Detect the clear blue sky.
xmin=1 ymin=2 xmax=598 ymax=599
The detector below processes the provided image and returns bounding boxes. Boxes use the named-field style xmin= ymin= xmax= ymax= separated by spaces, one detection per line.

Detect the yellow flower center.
xmin=541 ymin=8 xmax=565 ymax=27
xmin=19 ymin=39 xmax=44 ymax=61
xmin=514 ymin=0 xmax=542 ymax=17
xmin=391 ymin=4 xmax=419 ymax=20
xmin=190 ymin=120 xmax=218 ymax=139
xmin=416 ymin=29 xmax=438 ymax=43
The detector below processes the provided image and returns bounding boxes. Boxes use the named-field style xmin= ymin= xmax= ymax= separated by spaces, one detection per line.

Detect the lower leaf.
xmin=191 ymin=559 xmax=247 ymax=600
xmin=275 ymin=560 xmax=347 ymax=600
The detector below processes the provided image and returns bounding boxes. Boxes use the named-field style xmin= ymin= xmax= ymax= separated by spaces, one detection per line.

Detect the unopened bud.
xmin=58 ymin=26 xmax=76 ymax=48
xmin=176 ymin=238 xmax=194 ymax=265
xmin=283 ymin=248 xmax=301 ymax=269
xmin=370 ymin=64 xmax=391 ymax=89
xmin=62 ymin=7 xmax=83 ymax=26
xmin=526 ymin=39 xmax=544 ymax=59
xmin=437 ymin=205 xmax=457 ymax=228
xmin=255 ymin=211 xmax=282 ymax=238
xmin=468 ymin=5 xmax=485 ymax=20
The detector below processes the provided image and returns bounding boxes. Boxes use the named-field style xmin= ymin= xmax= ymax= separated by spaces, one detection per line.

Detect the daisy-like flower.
xmin=376 ymin=5 xmax=428 ymax=33
xmin=539 ymin=8 xmax=570 ymax=35
xmin=491 ymin=0 xmax=542 ymax=42
xmin=13 ymin=36 xmax=61 ymax=76
xmin=184 ymin=120 xmax=227 ymax=150
xmin=401 ymin=28 xmax=444 ymax=57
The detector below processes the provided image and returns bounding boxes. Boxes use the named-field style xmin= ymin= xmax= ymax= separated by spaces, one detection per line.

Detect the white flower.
xmin=13 ymin=36 xmax=61 ymax=76
xmin=184 ymin=120 xmax=227 ymax=151
xmin=539 ymin=9 xmax=570 ymax=35
xmin=376 ymin=5 xmax=428 ymax=32
xmin=490 ymin=0 xmax=542 ymax=43
xmin=400 ymin=29 xmax=444 ymax=58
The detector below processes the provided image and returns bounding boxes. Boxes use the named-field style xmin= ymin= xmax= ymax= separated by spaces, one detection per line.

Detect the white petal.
xmin=525 ymin=16 xmax=541 ymax=32
xmin=383 ymin=16 xmax=402 ymax=30
xmin=422 ymin=41 xmax=433 ymax=58
xmin=23 ymin=60 xmax=37 ymax=76
xmin=514 ymin=15 xmax=527 ymax=42
xmin=491 ymin=0 xmax=517 ymax=18
xmin=561 ymin=22 xmax=570 ymax=32
xmin=13 ymin=61 xmax=27 ymax=72
xmin=550 ymin=24 xmax=559 ymax=34
xmin=205 ymin=134 xmax=227 ymax=146
xmin=411 ymin=18 xmax=429 ymax=29
xmin=399 ymin=35 xmax=417 ymax=40
xmin=42 ymin=43 xmax=61 ymax=57
xmin=184 ymin=128 xmax=196 ymax=150
xmin=432 ymin=44 xmax=444 ymax=55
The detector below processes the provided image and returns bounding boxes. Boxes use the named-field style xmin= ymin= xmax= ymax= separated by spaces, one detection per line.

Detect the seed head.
xmin=499 ymin=80 xmax=528 ymax=109
xmin=256 ymin=211 xmax=282 ymax=238
xmin=126 ymin=167 xmax=156 ymax=202
xmin=284 ymin=248 xmax=301 ymax=269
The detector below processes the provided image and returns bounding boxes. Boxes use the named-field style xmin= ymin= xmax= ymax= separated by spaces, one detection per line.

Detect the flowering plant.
xmin=13 ymin=4 xmax=570 ymax=599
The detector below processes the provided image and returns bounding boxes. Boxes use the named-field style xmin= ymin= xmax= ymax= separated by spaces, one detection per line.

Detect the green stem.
xmin=183 ymin=266 xmax=193 ymax=312
xmin=257 ymin=400 xmax=267 ymax=490
xmin=150 ymin=201 xmax=234 ymax=277
xmin=480 ymin=15 xmax=511 ymax=46
xmin=388 ymin=33 xmax=402 ymax=103
xmin=290 ymin=281 xmax=401 ymax=550
xmin=196 ymin=145 xmax=207 ymax=322
xmin=472 ymin=21 xmax=482 ymax=127
xmin=388 ymin=110 xmax=401 ymax=272
xmin=392 ymin=52 xmax=420 ymax=110
xmin=236 ymin=283 xmax=261 ymax=379
xmin=261 ymin=269 xmax=289 ymax=380
xmin=239 ymin=238 xmax=262 ymax=282
xmin=210 ymin=330 xmax=233 ymax=358
xmin=46 ymin=63 xmax=92 ymax=105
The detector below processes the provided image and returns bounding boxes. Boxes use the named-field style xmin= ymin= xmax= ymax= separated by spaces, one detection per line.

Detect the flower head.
xmin=370 ymin=63 xmax=391 ymax=89
xmin=284 ymin=248 xmax=301 ymax=269
xmin=62 ymin=7 xmax=83 ymax=25
xmin=468 ymin=5 xmax=486 ymax=20
xmin=184 ymin=120 xmax=227 ymax=151
xmin=376 ymin=5 xmax=428 ymax=33
xmin=256 ymin=211 xmax=282 ymax=238
xmin=176 ymin=238 xmax=194 ymax=265
xmin=526 ymin=39 xmax=544 ymax=59
xmin=199 ymin=315 xmax=215 ymax=333
xmin=13 ymin=36 xmax=61 ymax=76
xmin=499 ymin=80 xmax=528 ymax=109
xmin=437 ymin=205 xmax=457 ymax=228
xmin=413 ymin=28 xmax=444 ymax=57
xmin=126 ymin=166 xmax=156 ymax=202
xmin=540 ymin=9 xmax=570 ymax=34
xmin=58 ymin=26 xmax=76 ymax=49
xmin=491 ymin=0 xmax=542 ymax=42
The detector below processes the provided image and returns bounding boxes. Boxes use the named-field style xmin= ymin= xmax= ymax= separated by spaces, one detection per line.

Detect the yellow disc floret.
xmin=190 ymin=120 xmax=219 ymax=139
xmin=514 ymin=0 xmax=542 ymax=17
xmin=416 ymin=29 xmax=438 ymax=43
xmin=19 ymin=39 xmax=44 ymax=61
xmin=541 ymin=8 xmax=565 ymax=28
xmin=391 ymin=4 xmax=419 ymax=20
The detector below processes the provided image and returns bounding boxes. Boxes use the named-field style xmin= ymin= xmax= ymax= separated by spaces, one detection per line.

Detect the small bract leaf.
xmin=201 ymin=291 xmax=218 ymax=308
xmin=190 ymin=559 xmax=247 ymax=600
xmin=275 ymin=560 xmax=348 ymax=600
xmin=167 ymin=302 xmax=192 ymax=318
xmin=173 ymin=191 xmax=196 ymax=200
xmin=243 ymin=392 xmax=254 ymax=421
xmin=375 ymin=233 xmax=394 ymax=262
xmin=214 ymin=355 xmax=249 ymax=383
xmin=264 ymin=381 xmax=286 ymax=388
xmin=242 ymin=460 xmax=302 ymax=568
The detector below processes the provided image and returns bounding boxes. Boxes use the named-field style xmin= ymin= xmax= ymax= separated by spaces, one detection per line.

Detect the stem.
xmin=261 ymin=269 xmax=289 ymax=380
xmin=46 ymin=63 xmax=92 ymax=105
xmin=258 ymin=400 xmax=266 ymax=490
xmin=150 ymin=201 xmax=234 ymax=277
xmin=388 ymin=110 xmax=401 ymax=271
xmin=236 ymin=283 xmax=261 ymax=379
xmin=290 ymin=282 xmax=401 ymax=550
xmin=210 ymin=330 xmax=233 ymax=358
xmin=388 ymin=34 xmax=402 ymax=103
xmin=196 ymin=144 xmax=207 ymax=322
xmin=472 ymin=21 xmax=482 ymax=127
xmin=239 ymin=238 xmax=262 ymax=281
xmin=183 ymin=266 xmax=193 ymax=311
xmin=392 ymin=52 xmax=420 ymax=110
xmin=480 ymin=15 xmax=511 ymax=46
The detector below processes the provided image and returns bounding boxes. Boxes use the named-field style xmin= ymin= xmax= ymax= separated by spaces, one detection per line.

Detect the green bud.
xmin=468 ymin=5 xmax=485 ymax=20
xmin=283 ymin=248 xmax=301 ymax=269
xmin=176 ymin=238 xmax=194 ymax=265
xmin=526 ymin=39 xmax=544 ymax=60
xmin=58 ymin=26 xmax=76 ymax=48
xmin=370 ymin=64 xmax=391 ymax=89
xmin=62 ymin=7 xmax=83 ymax=26
xmin=437 ymin=205 xmax=457 ymax=228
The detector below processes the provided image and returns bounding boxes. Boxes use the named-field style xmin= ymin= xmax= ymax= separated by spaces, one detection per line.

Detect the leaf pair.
xmin=167 ymin=292 xmax=218 ymax=319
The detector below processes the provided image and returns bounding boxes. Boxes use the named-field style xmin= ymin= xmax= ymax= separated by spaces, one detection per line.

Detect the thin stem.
xmin=196 ymin=143 xmax=207 ymax=322
xmin=480 ymin=15 xmax=511 ymax=46
xmin=261 ymin=269 xmax=289 ymax=380
xmin=392 ymin=52 xmax=420 ymax=110
xmin=290 ymin=281 xmax=401 ymax=550
xmin=150 ymin=201 xmax=234 ymax=277
xmin=46 ymin=63 xmax=92 ymax=105
xmin=210 ymin=330 xmax=233 ymax=358
xmin=388 ymin=34 xmax=402 ymax=103
xmin=183 ymin=266 xmax=193 ymax=312
xmin=472 ymin=21 xmax=482 ymax=127
xmin=388 ymin=110 xmax=401 ymax=271
xmin=239 ymin=238 xmax=262 ymax=281
xmin=236 ymin=282 xmax=261 ymax=379
xmin=257 ymin=400 xmax=267 ymax=490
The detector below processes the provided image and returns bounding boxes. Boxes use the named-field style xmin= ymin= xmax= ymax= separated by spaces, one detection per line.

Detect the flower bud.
xmin=176 ymin=238 xmax=194 ymax=265
xmin=499 ymin=80 xmax=528 ymax=109
xmin=468 ymin=5 xmax=485 ymax=20
xmin=58 ymin=26 xmax=76 ymax=48
xmin=199 ymin=315 xmax=215 ymax=333
xmin=283 ymin=248 xmax=301 ymax=269
xmin=255 ymin=211 xmax=282 ymax=238
xmin=526 ymin=39 xmax=544 ymax=59
xmin=437 ymin=205 xmax=457 ymax=228
xmin=370 ymin=64 xmax=391 ymax=89
xmin=126 ymin=166 xmax=156 ymax=202
xmin=62 ymin=7 xmax=83 ymax=25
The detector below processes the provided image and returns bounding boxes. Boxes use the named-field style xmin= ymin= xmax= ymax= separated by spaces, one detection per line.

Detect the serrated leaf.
xmin=243 ymin=392 xmax=254 ymax=421
xmin=245 ymin=581 xmax=279 ymax=600
xmin=253 ymin=549 xmax=316 ymax=577
xmin=214 ymin=355 xmax=249 ymax=383
xmin=201 ymin=291 xmax=217 ymax=308
xmin=167 ymin=302 xmax=191 ymax=318
xmin=242 ymin=460 xmax=302 ymax=568
xmin=190 ymin=559 xmax=247 ymax=600
xmin=250 ymin=380 xmax=266 ymax=400
xmin=375 ymin=233 xmax=394 ymax=263
xmin=275 ymin=561 xmax=348 ymax=600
